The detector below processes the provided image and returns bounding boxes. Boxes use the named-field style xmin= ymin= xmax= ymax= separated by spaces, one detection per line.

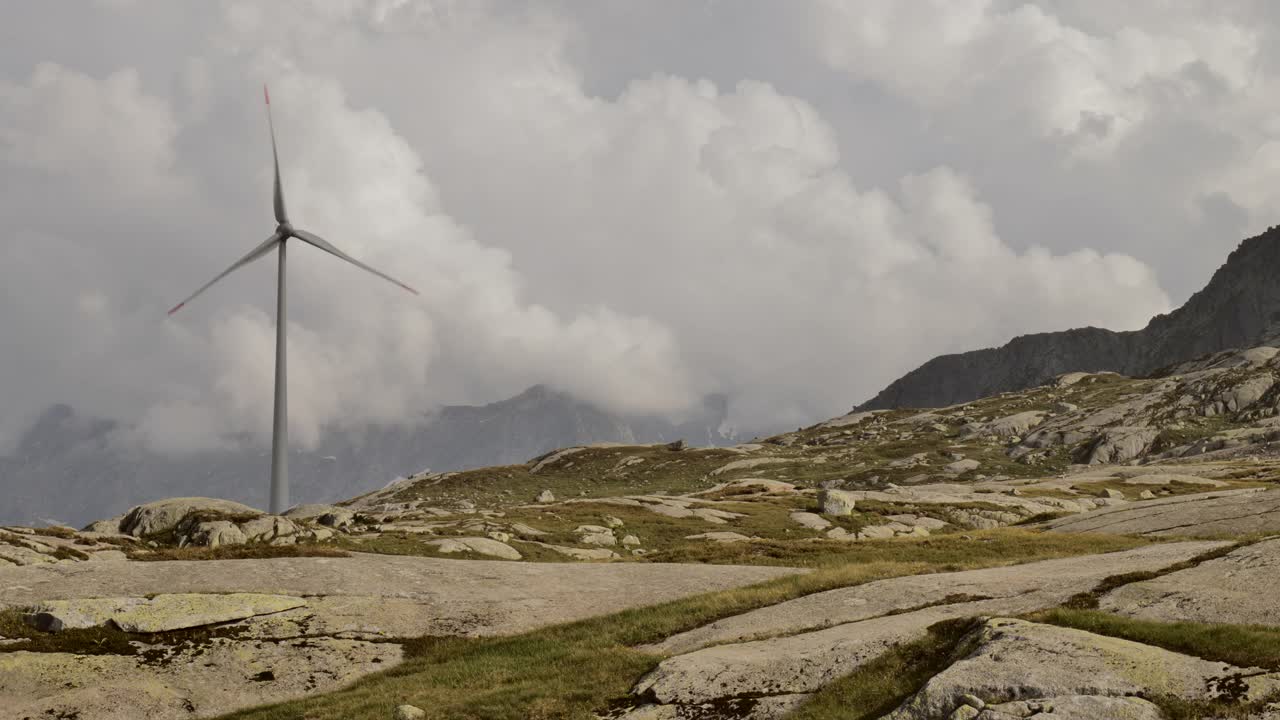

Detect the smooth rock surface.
xmin=647 ymin=540 xmax=1225 ymax=657
xmin=978 ymin=696 xmax=1165 ymax=720
xmin=789 ymin=512 xmax=832 ymax=530
xmin=1101 ymin=537 xmax=1280 ymax=626
xmin=25 ymin=597 xmax=145 ymax=632
xmin=633 ymin=542 xmax=1225 ymax=710
xmin=114 ymin=593 xmax=307 ymax=633
xmin=1044 ymin=487 xmax=1280 ymax=537
xmin=426 ymin=537 xmax=522 ymax=560
xmin=0 ymin=635 xmax=401 ymax=720
xmin=884 ymin=618 xmax=1280 ymax=718
xmin=0 ymin=554 xmax=801 ymax=637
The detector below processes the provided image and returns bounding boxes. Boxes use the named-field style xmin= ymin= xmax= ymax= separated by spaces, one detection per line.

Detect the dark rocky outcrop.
xmin=860 ymin=226 xmax=1280 ymax=409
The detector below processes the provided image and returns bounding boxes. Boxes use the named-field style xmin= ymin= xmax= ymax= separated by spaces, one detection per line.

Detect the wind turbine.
xmin=168 ymin=86 xmax=418 ymax=514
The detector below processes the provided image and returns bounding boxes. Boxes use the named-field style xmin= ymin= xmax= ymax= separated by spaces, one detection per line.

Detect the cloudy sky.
xmin=2 ymin=0 xmax=1277 ymax=452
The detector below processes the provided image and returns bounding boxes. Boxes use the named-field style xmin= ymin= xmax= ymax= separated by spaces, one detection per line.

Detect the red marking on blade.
xmin=168 ymin=302 xmax=185 ymax=315
xmin=264 ymin=84 xmax=270 ymax=105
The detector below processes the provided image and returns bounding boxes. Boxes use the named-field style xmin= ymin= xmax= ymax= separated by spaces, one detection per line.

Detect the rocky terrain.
xmin=859 ymin=225 xmax=1280 ymax=411
xmin=9 ymin=345 xmax=1280 ymax=718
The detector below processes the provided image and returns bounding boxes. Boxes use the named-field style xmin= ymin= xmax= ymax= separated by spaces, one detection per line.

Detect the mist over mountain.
xmin=859 ymin=227 xmax=1280 ymax=411
xmin=0 ymin=385 xmax=740 ymax=527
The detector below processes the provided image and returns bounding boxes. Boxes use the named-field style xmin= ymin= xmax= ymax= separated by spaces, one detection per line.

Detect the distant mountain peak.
xmin=1 ymin=384 xmax=740 ymax=527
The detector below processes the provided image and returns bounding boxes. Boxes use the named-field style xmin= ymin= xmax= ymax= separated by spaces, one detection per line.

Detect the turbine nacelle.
xmin=167 ymin=85 xmax=418 ymax=316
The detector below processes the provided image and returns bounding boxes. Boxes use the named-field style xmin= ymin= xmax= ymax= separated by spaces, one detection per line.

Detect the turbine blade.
xmin=264 ymin=84 xmax=288 ymax=225
xmin=291 ymin=228 xmax=419 ymax=295
xmin=168 ymin=233 xmax=284 ymax=315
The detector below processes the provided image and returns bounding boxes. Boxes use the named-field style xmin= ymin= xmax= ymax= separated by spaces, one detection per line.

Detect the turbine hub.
xmin=277 ymin=221 xmax=293 ymax=236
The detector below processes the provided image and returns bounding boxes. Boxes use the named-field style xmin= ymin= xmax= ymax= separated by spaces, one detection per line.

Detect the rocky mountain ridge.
xmin=859 ymin=225 xmax=1280 ymax=410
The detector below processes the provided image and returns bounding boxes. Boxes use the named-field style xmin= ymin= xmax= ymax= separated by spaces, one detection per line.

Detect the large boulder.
xmin=182 ymin=521 xmax=247 ymax=549
xmin=119 ymin=498 xmax=261 ymax=538
xmin=1085 ymin=427 xmax=1160 ymax=464
xmin=233 ymin=516 xmax=301 ymax=545
xmin=426 ymin=537 xmax=522 ymax=560
xmin=818 ymin=489 xmax=858 ymax=516
xmin=944 ymin=458 xmax=981 ymax=474
xmin=985 ymin=411 xmax=1046 ymax=437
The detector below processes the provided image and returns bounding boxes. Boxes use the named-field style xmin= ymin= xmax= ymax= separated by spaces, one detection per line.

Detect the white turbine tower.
xmin=168 ymin=86 xmax=418 ymax=514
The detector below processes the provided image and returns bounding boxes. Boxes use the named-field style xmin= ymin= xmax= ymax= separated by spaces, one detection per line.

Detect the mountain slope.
xmin=0 ymin=385 xmax=736 ymax=527
xmin=859 ymin=225 xmax=1280 ymax=410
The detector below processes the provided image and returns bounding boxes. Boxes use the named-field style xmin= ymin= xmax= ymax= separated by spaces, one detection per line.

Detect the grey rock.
xmin=944 ymin=458 xmax=981 ymax=474
xmin=818 ymin=489 xmax=857 ymax=516
xmin=120 ymin=498 xmax=261 ymax=538
xmin=1101 ymin=537 xmax=1280 ymax=626
xmin=509 ymin=522 xmax=548 ymax=538
xmin=684 ymin=532 xmax=752 ymax=543
xmin=1044 ymin=487 xmax=1280 ymax=537
xmin=981 ymin=696 xmax=1163 ymax=719
xmin=789 ymin=512 xmax=832 ymax=530
xmin=183 ymin=520 xmax=246 ymax=548
xmin=710 ymin=458 xmax=791 ymax=476
xmin=0 ymin=553 xmax=800 ymax=639
xmin=884 ymin=618 xmax=1280 ymax=718
xmin=634 ymin=542 xmax=1225 ymax=707
xmin=1 ymin=634 xmax=401 ymax=719
xmin=233 ymin=515 xmax=300 ymax=544
xmin=522 ymin=542 xmax=619 ymax=560
xmin=426 ymin=537 xmax=522 ymax=560
xmin=81 ymin=516 xmax=125 ymax=534
xmin=24 ymin=597 xmax=146 ymax=632
xmin=28 ymin=593 xmax=306 ymax=634
xmin=986 ymin=411 xmax=1046 ymax=437
xmin=1086 ymin=426 xmax=1159 ymax=464
xmin=394 ymin=705 xmax=426 ymax=720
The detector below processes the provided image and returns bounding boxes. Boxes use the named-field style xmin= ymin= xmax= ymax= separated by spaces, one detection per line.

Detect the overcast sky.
xmin=2 ymin=0 xmax=1277 ymax=452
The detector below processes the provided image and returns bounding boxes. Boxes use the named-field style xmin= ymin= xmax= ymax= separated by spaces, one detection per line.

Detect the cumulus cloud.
xmin=811 ymin=0 xmax=1258 ymax=153
xmin=0 ymin=63 xmax=188 ymax=200
xmin=15 ymin=0 xmax=1271 ymax=454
